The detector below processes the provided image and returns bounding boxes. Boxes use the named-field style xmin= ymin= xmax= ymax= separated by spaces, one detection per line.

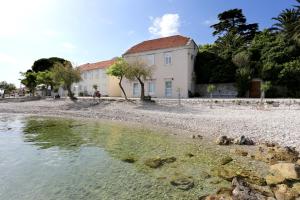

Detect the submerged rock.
xmin=144 ymin=156 xmax=176 ymax=168
xmin=216 ymin=136 xmax=233 ymax=145
xmin=255 ymin=144 xmax=299 ymax=164
xmin=170 ymin=176 xmax=194 ymax=190
xmin=230 ymin=148 xmax=248 ymax=157
xmin=233 ymin=135 xmax=255 ymax=145
xmin=121 ymin=157 xmax=136 ymax=163
xmin=144 ymin=157 xmax=163 ymax=168
xmin=191 ymin=134 xmax=203 ymax=139
xmin=232 ymin=177 xmax=268 ymax=200
xmin=220 ymin=156 xmax=233 ymax=165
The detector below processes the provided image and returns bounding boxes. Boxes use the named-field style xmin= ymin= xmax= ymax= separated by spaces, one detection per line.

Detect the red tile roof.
xmin=78 ymin=59 xmax=116 ymax=72
xmin=124 ymin=35 xmax=190 ymax=55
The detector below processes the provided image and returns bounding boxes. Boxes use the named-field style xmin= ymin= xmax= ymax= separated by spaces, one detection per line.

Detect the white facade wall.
xmin=72 ymin=68 xmax=109 ymax=96
xmin=123 ymin=41 xmax=198 ymax=98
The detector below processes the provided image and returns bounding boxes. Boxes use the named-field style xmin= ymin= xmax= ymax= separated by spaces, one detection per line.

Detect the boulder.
xmin=273 ymin=184 xmax=299 ymax=200
xmin=266 ymin=174 xmax=285 ymax=185
xmin=297 ymin=159 xmax=300 ymax=165
xmin=234 ymin=135 xmax=255 ymax=145
xmin=255 ymin=144 xmax=299 ymax=164
xmin=170 ymin=176 xmax=194 ymax=190
xmin=216 ymin=136 xmax=233 ymax=145
xmin=292 ymin=182 xmax=300 ymax=195
xmin=269 ymin=163 xmax=300 ymax=180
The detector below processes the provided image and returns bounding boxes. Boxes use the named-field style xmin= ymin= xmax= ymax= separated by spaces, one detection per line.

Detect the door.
xmin=165 ymin=80 xmax=172 ymax=97
xmin=133 ymin=83 xmax=140 ymax=97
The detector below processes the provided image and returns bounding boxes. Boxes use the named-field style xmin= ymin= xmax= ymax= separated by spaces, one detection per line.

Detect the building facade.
xmin=72 ymin=59 xmax=121 ymax=97
xmin=122 ymin=35 xmax=198 ymax=98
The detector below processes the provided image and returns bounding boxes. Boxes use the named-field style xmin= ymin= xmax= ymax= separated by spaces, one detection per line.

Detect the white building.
xmin=72 ymin=59 xmax=121 ymax=97
xmin=122 ymin=35 xmax=198 ymax=98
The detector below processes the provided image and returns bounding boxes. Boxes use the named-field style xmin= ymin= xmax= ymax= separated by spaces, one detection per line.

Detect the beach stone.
xmin=274 ymin=184 xmax=298 ymax=200
xmin=170 ymin=176 xmax=194 ymax=190
xmin=233 ymin=135 xmax=255 ymax=145
xmin=255 ymin=144 xmax=299 ymax=164
xmin=297 ymin=159 xmax=300 ymax=165
xmin=230 ymin=148 xmax=248 ymax=156
xmin=216 ymin=136 xmax=232 ymax=145
xmin=266 ymin=174 xmax=285 ymax=185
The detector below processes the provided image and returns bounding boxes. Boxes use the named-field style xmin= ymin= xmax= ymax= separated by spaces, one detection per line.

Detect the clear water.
xmin=0 ymin=114 xmax=268 ymax=200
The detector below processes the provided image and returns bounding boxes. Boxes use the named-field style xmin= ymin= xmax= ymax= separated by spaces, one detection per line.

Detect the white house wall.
xmin=123 ymin=41 xmax=198 ymax=98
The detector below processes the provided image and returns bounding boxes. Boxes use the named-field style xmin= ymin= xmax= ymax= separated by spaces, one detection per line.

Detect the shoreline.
xmin=0 ymin=98 xmax=299 ymax=150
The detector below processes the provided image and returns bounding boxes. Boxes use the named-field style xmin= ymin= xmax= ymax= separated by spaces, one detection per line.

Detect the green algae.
xmin=19 ymin=116 xmax=269 ymax=199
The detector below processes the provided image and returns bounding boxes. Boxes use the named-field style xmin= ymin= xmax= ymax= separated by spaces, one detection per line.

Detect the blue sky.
xmin=0 ymin=0 xmax=296 ymax=86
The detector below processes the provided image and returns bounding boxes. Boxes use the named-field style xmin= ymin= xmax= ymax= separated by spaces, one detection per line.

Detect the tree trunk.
xmin=137 ymin=77 xmax=145 ymax=101
xmin=67 ymin=86 xmax=75 ymax=100
xmin=2 ymin=90 xmax=5 ymax=98
xmin=119 ymin=76 xmax=128 ymax=100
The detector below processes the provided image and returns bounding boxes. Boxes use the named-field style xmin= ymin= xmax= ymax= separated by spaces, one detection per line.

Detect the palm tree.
xmin=272 ymin=8 xmax=299 ymax=39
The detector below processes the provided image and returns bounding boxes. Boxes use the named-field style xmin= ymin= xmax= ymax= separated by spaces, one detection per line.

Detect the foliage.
xmin=106 ymin=57 xmax=129 ymax=100
xmin=207 ymin=84 xmax=216 ymax=94
xmin=261 ymin=81 xmax=272 ymax=92
xmin=51 ymin=61 xmax=81 ymax=100
xmin=20 ymin=70 xmax=38 ymax=96
xmin=32 ymin=57 xmax=66 ymax=72
xmin=92 ymin=84 xmax=98 ymax=90
xmin=0 ymin=81 xmax=16 ymax=98
xmin=126 ymin=60 xmax=154 ymax=100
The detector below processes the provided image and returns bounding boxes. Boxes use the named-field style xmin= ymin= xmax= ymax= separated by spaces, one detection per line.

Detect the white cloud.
xmin=62 ymin=42 xmax=76 ymax=50
xmin=148 ymin=13 xmax=180 ymax=37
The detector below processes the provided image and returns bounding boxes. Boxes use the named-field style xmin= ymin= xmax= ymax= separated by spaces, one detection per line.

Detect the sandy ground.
xmin=0 ymin=98 xmax=299 ymax=150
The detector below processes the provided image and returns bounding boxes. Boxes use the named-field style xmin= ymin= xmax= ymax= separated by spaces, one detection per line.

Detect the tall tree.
xmin=51 ymin=61 xmax=82 ymax=100
xmin=272 ymin=8 xmax=300 ymax=39
xmin=125 ymin=60 xmax=153 ymax=100
xmin=211 ymin=9 xmax=259 ymax=41
xmin=32 ymin=57 xmax=66 ymax=72
xmin=106 ymin=58 xmax=129 ymax=100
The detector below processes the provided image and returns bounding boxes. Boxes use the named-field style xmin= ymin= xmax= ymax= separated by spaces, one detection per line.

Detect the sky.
xmin=0 ymin=0 xmax=296 ymax=86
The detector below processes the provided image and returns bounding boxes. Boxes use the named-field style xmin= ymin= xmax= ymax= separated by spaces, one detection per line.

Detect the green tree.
xmin=32 ymin=57 xmax=66 ymax=72
xmin=126 ymin=60 xmax=153 ymax=100
xmin=106 ymin=58 xmax=129 ymax=100
xmin=0 ymin=81 xmax=16 ymax=98
xmin=20 ymin=70 xmax=38 ymax=96
xmin=272 ymin=8 xmax=300 ymax=40
xmin=36 ymin=71 xmax=57 ymax=96
xmin=260 ymin=81 xmax=271 ymax=103
xmin=211 ymin=9 xmax=258 ymax=41
xmin=51 ymin=61 xmax=82 ymax=100
xmin=207 ymin=84 xmax=216 ymax=108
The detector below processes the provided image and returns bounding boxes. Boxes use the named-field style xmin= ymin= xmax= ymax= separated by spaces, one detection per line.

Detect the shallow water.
xmin=0 ymin=114 xmax=268 ymax=200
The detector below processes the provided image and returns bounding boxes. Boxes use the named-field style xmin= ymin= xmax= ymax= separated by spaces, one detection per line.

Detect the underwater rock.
xmin=192 ymin=134 xmax=203 ymax=139
xmin=144 ymin=156 xmax=176 ymax=168
xmin=255 ymin=144 xmax=299 ymax=164
xmin=266 ymin=163 xmax=300 ymax=185
xmin=233 ymin=135 xmax=255 ymax=145
xmin=220 ymin=156 xmax=233 ymax=165
xmin=170 ymin=176 xmax=194 ymax=190
xmin=144 ymin=157 xmax=163 ymax=168
xmin=121 ymin=157 xmax=136 ymax=163
xmin=230 ymin=148 xmax=248 ymax=157
xmin=185 ymin=153 xmax=194 ymax=158
xmin=216 ymin=136 xmax=233 ymax=145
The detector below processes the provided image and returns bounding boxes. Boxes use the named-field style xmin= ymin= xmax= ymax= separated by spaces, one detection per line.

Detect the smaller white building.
xmin=72 ymin=59 xmax=121 ymax=97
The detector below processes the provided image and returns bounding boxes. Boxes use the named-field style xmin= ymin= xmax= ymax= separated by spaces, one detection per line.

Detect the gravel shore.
xmin=1 ymin=98 xmax=299 ymax=150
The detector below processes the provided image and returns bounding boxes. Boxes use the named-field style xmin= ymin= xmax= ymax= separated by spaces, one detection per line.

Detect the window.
xmin=148 ymin=81 xmax=155 ymax=95
xmin=165 ymin=80 xmax=172 ymax=97
xmin=79 ymin=85 xmax=82 ymax=91
xmin=84 ymin=72 xmax=87 ymax=79
xmin=147 ymin=54 xmax=154 ymax=66
xmin=164 ymin=52 xmax=172 ymax=65
xmin=133 ymin=83 xmax=140 ymax=97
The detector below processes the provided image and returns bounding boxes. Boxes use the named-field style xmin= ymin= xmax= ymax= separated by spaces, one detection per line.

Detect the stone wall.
xmin=196 ymin=83 xmax=238 ymax=98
